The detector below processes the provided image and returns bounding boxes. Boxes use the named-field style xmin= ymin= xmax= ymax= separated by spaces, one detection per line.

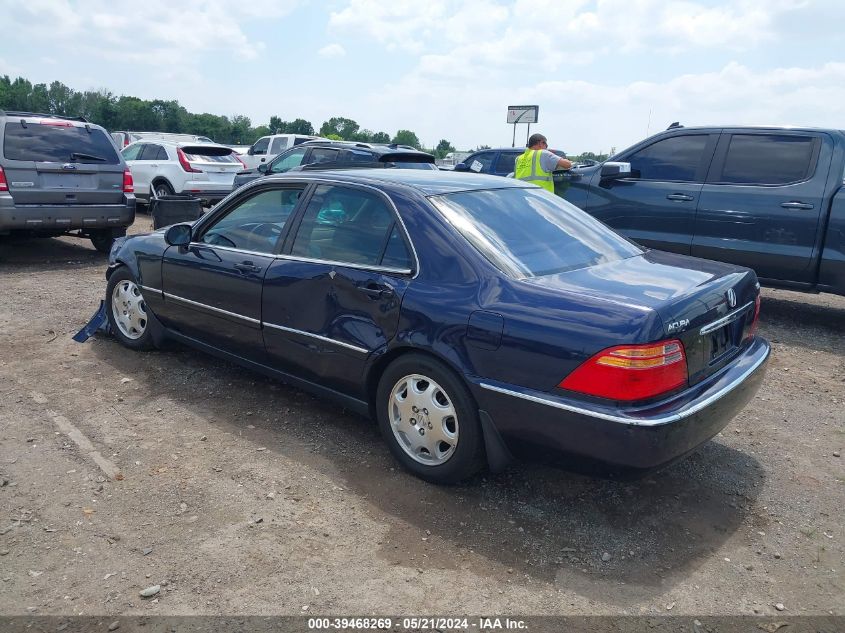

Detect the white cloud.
xmin=2 ymin=0 xmax=301 ymax=65
xmin=318 ymin=44 xmax=347 ymax=59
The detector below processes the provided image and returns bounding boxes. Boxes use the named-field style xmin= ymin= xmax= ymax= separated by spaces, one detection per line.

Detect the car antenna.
xmin=667 ymin=121 xmax=683 ymax=129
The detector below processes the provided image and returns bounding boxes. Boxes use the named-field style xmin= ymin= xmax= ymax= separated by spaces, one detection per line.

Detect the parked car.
xmin=0 ymin=110 xmax=136 ymax=252
xmin=559 ymin=125 xmax=845 ymax=296
xmin=454 ymin=147 xmax=567 ymax=177
xmin=121 ymin=140 xmax=245 ymax=207
xmin=111 ymin=131 xmax=214 ymax=149
xmin=239 ymin=134 xmax=325 ymax=170
xmin=232 ymin=140 xmax=436 ymax=191
xmin=95 ymin=169 xmax=769 ymax=483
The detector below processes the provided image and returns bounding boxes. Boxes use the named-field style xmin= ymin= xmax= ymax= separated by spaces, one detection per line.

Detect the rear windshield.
xmin=181 ymin=147 xmax=240 ymax=163
xmin=429 ymin=187 xmax=642 ymax=278
xmin=3 ymin=122 xmax=121 ymax=164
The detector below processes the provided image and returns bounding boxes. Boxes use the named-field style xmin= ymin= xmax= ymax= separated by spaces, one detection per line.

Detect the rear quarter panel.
xmin=818 ymin=186 xmax=845 ymax=294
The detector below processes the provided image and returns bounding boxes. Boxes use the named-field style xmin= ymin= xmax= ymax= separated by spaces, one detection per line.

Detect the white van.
xmin=240 ymin=134 xmax=325 ymax=170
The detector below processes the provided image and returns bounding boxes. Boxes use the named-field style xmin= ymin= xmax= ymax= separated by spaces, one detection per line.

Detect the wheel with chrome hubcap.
xmin=389 ymin=374 xmax=459 ymax=465
xmin=105 ymin=267 xmax=155 ymax=350
xmin=377 ymin=354 xmax=483 ymax=484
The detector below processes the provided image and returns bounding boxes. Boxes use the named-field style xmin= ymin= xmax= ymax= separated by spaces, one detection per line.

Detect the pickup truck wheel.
xmin=106 ymin=267 xmax=154 ymax=350
xmin=90 ymin=228 xmax=126 ymax=254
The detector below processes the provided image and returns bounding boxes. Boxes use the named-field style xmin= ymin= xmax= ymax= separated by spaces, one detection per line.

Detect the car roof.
xmin=298 ymin=140 xmax=434 ymax=157
xmin=263 ymin=168 xmax=535 ymax=196
xmin=123 ymin=139 xmax=233 ymax=151
xmin=0 ymin=110 xmax=96 ymax=126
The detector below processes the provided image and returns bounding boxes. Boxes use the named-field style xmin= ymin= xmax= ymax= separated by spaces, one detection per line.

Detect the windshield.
xmin=4 ymin=122 xmax=120 ymax=164
xmin=429 ymin=187 xmax=642 ymax=278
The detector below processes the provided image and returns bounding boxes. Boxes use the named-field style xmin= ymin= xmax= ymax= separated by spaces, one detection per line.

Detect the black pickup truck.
xmin=560 ymin=126 xmax=845 ymax=296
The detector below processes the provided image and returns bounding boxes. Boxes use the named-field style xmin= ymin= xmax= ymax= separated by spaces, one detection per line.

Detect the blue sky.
xmin=1 ymin=0 xmax=843 ymax=154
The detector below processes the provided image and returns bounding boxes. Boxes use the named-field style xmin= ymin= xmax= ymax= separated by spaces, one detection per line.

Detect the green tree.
xmin=371 ymin=131 xmax=390 ymax=144
xmin=435 ymin=139 xmax=455 ymax=159
xmin=319 ymin=116 xmax=359 ymax=140
xmin=285 ymin=118 xmax=314 ymax=135
xmin=230 ymin=114 xmax=252 ymax=143
xmin=392 ymin=129 xmax=420 ymax=149
xmin=268 ymin=115 xmax=284 ymax=134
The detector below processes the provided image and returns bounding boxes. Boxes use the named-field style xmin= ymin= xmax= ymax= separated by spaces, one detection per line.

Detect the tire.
xmin=153 ymin=181 xmax=174 ymax=198
xmin=376 ymin=353 xmax=484 ymax=484
xmin=90 ymin=227 xmax=126 ymax=254
xmin=105 ymin=267 xmax=155 ymax=350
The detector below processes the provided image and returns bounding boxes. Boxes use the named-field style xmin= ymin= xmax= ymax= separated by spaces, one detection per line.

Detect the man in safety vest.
xmin=513 ymin=133 xmax=573 ymax=193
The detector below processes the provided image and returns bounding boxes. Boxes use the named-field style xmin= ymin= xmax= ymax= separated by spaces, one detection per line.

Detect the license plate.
xmin=709 ymin=324 xmax=735 ymax=360
xmin=42 ymin=173 xmax=96 ymax=189
xmin=205 ymin=172 xmax=235 ymax=184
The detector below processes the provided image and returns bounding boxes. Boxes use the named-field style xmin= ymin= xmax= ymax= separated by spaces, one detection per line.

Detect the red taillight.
xmin=559 ymin=339 xmax=688 ymax=402
xmin=233 ymin=152 xmax=246 ymax=169
xmin=177 ymin=148 xmax=202 ymax=173
xmin=123 ymin=169 xmax=134 ymax=193
xmin=0 ymin=166 xmax=8 ymax=192
xmin=38 ymin=119 xmax=73 ymax=127
xmin=124 ymin=138 xmax=130 ymax=147
xmin=746 ymin=294 xmax=761 ymax=340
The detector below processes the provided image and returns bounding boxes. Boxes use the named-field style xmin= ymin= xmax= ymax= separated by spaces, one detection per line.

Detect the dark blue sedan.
xmin=102 ymin=170 xmax=770 ymax=483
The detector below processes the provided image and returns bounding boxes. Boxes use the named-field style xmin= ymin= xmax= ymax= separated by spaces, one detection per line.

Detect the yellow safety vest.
xmin=514 ymin=149 xmax=554 ymax=193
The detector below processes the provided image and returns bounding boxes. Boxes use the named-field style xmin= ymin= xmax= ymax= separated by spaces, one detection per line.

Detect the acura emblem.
xmin=726 ymin=288 xmax=737 ymax=308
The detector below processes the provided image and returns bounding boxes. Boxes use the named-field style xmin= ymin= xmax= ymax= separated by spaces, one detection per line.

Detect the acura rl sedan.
xmin=97 ymin=170 xmax=770 ymax=483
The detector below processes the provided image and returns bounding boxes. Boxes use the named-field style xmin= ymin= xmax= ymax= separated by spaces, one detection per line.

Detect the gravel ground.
xmin=0 ymin=223 xmax=842 ymax=618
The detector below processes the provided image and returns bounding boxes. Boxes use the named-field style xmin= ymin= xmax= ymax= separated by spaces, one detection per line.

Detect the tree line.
xmin=0 ymin=76 xmax=459 ymax=158
xmin=0 ymin=76 xmax=608 ymax=161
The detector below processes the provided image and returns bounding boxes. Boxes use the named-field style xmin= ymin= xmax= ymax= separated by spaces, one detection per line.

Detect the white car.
xmin=121 ymin=140 xmax=245 ymax=207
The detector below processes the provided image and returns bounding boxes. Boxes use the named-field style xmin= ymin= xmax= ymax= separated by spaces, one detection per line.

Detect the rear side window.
xmin=310 ymin=148 xmax=340 ymax=164
xmin=291 ymin=184 xmax=411 ymax=269
xmin=121 ymin=144 xmax=144 ymax=161
xmin=628 ymin=135 xmax=710 ymax=182
xmin=494 ymin=152 xmax=519 ymax=175
xmin=3 ymin=122 xmax=121 ymax=164
xmin=270 ymin=137 xmax=288 ymax=153
xmin=430 ymin=187 xmax=642 ymax=278
xmin=347 ymin=149 xmax=377 ymax=162
xmin=717 ymin=134 xmax=817 ymax=185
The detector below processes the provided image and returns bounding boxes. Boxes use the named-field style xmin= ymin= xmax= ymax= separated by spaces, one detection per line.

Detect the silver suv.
xmin=0 ymin=110 xmax=136 ymax=252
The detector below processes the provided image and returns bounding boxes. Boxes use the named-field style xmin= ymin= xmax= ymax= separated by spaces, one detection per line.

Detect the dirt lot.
xmin=0 ymin=223 xmax=843 ymax=618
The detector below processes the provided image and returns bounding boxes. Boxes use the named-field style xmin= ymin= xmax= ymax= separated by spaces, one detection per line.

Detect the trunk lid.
xmin=180 ymin=145 xmax=242 ymax=185
xmin=524 ymin=250 xmax=760 ymax=385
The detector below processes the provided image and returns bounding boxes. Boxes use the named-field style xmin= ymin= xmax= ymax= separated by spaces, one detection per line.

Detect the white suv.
xmin=122 ymin=140 xmax=244 ymax=206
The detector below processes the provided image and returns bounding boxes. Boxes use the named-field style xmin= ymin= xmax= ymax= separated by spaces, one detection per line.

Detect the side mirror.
xmin=600 ymin=161 xmax=633 ymax=181
xmin=164 ymin=223 xmax=192 ymax=246
xmin=454 ymin=162 xmax=469 ymax=172
xmin=257 ymin=163 xmax=268 ymax=174
xmin=247 ymin=146 xmax=255 ymax=156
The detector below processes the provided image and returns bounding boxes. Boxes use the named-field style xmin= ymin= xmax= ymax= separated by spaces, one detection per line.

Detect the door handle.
xmin=234 ymin=261 xmax=261 ymax=273
xmin=358 ymin=283 xmax=394 ymax=299
xmin=666 ymin=193 xmax=694 ymax=202
xmin=780 ymin=201 xmax=814 ymax=210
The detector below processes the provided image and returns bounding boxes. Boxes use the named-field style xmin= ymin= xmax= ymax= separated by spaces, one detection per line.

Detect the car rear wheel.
xmin=106 ymin=267 xmax=154 ymax=350
xmin=376 ymin=354 xmax=484 ymax=484
xmin=153 ymin=181 xmax=174 ymax=198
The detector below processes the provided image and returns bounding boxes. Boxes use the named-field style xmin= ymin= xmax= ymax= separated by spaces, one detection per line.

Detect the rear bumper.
xmin=0 ymin=194 xmax=136 ymax=233
xmin=470 ymin=336 xmax=770 ymax=471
